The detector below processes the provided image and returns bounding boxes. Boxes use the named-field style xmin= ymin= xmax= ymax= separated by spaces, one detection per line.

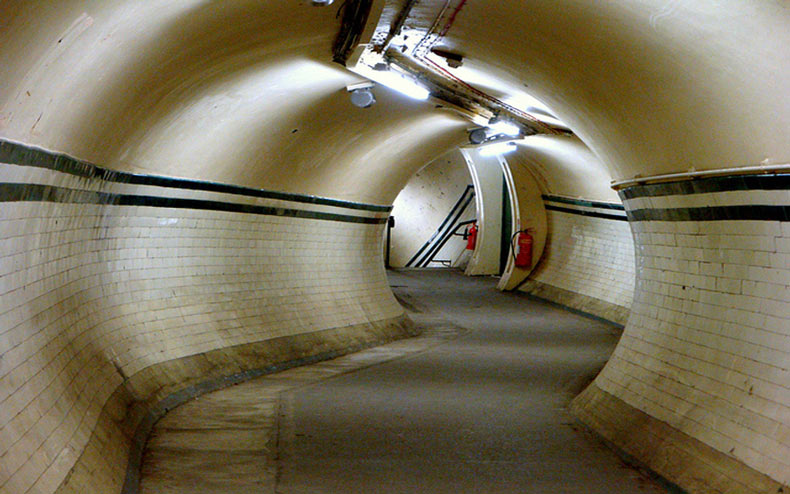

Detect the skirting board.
xmin=571 ymin=383 xmax=786 ymax=494
xmin=518 ymin=279 xmax=631 ymax=327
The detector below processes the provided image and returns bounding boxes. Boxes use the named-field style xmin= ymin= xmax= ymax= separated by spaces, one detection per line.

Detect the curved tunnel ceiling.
xmin=461 ymin=2 xmax=790 ymax=177
xmin=510 ymin=135 xmax=621 ymax=203
xmin=366 ymin=0 xmax=790 ymax=178
xmin=1 ymin=4 xmax=790 ymax=493
xmin=0 ymin=0 xmax=469 ymax=204
xmin=1 ymin=1 xmax=789 ymax=203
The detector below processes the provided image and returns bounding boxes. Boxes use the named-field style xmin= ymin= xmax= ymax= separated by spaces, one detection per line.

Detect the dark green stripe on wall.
xmin=542 ymin=194 xmax=625 ymax=211
xmin=618 ymin=174 xmax=790 ymax=200
xmin=617 ymin=172 xmax=790 ymax=221
xmin=0 ymin=183 xmax=387 ymax=225
xmin=545 ymin=205 xmax=628 ymax=222
xmin=0 ymin=139 xmax=392 ymax=213
xmin=626 ymin=205 xmax=790 ymax=222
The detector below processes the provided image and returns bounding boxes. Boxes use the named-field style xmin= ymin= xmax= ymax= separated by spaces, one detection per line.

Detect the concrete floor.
xmin=140 ymin=269 xmax=667 ymax=493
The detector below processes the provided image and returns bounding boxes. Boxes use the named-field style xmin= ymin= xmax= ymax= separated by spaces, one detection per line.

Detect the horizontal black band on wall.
xmin=0 ymin=183 xmax=387 ymax=225
xmin=545 ymin=205 xmax=628 ymax=222
xmin=542 ymin=194 xmax=625 ymax=211
xmin=0 ymin=139 xmax=392 ymax=213
xmin=619 ymin=173 xmax=790 ymax=200
xmin=627 ymin=205 xmax=790 ymax=222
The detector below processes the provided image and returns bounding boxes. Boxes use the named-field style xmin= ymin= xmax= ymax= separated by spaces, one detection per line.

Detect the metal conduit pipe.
xmin=375 ymin=0 xmax=420 ymax=53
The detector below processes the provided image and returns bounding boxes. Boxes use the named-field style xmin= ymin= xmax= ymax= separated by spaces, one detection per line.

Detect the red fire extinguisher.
xmin=511 ymin=229 xmax=534 ymax=268
xmin=466 ymin=222 xmax=478 ymax=250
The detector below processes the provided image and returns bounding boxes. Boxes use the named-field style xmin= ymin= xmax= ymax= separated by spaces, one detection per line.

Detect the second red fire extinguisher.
xmin=466 ymin=222 xmax=478 ymax=250
xmin=511 ymin=229 xmax=534 ymax=269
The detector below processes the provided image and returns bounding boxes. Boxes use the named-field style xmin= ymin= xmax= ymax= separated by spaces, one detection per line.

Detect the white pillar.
xmin=460 ymin=147 xmax=505 ymax=276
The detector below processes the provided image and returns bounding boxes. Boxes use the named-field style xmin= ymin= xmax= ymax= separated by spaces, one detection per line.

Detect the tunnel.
xmin=1 ymin=1 xmax=789 ymax=493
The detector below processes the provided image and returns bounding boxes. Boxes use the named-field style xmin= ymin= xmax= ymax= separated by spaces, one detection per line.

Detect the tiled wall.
xmin=0 ymin=142 xmax=406 ymax=494
xmin=520 ymin=196 xmax=635 ymax=325
xmin=573 ymin=174 xmax=790 ymax=492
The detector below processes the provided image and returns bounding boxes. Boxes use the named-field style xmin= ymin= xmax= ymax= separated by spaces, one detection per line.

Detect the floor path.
xmin=140 ymin=269 xmax=667 ymax=493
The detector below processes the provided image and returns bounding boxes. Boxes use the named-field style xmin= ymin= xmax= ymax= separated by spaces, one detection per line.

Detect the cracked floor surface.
xmin=139 ymin=269 xmax=667 ymax=493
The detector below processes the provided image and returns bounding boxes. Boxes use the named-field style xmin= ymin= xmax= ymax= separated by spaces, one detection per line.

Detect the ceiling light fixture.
xmin=488 ymin=116 xmax=521 ymax=137
xmin=468 ymin=128 xmax=488 ymax=145
xmin=478 ymin=140 xmax=518 ymax=157
xmin=350 ymin=88 xmax=376 ymax=108
xmin=347 ymin=81 xmax=377 ymax=108
xmin=354 ymin=63 xmax=431 ymax=101
xmin=377 ymin=71 xmax=430 ymax=100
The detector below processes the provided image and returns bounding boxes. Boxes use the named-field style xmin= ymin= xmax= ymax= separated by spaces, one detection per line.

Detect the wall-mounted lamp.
xmin=350 ymin=88 xmax=376 ymax=108
xmin=311 ymin=0 xmax=334 ymax=6
xmin=468 ymin=128 xmax=488 ymax=145
xmin=347 ymin=81 xmax=377 ymax=108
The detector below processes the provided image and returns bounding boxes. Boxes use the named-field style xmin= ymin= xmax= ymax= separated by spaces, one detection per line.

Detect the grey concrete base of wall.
xmin=54 ymin=314 xmax=416 ymax=494
xmin=571 ymin=383 xmax=785 ymax=494
xmin=519 ymin=280 xmax=631 ymax=326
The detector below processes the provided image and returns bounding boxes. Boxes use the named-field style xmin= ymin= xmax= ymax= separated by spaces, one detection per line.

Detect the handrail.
xmin=421 ymin=219 xmax=477 ymax=268
xmin=406 ymin=185 xmax=475 ymax=268
xmin=611 ymin=164 xmax=790 ymax=190
xmin=414 ymin=194 xmax=476 ymax=267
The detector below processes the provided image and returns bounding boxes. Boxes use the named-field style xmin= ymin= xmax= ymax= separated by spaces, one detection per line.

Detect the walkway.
xmin=139 ymin=269 xmax=666 ymax=493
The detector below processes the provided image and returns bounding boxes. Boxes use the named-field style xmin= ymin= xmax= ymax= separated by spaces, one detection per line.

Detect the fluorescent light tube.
xmin=478 ymin=141 xmax=517 ymax=157
xmin=353 ymin=64 xmax=430 ymax=101
xmin=488 ymin=119 xmax=521 ymax=137
xmin=376 ymin=71 xmax=430 ymax=100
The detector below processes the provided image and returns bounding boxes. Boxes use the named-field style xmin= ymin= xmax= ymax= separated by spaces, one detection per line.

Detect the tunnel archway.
xmin=1 ymin=2 xmax=789 ymax=493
